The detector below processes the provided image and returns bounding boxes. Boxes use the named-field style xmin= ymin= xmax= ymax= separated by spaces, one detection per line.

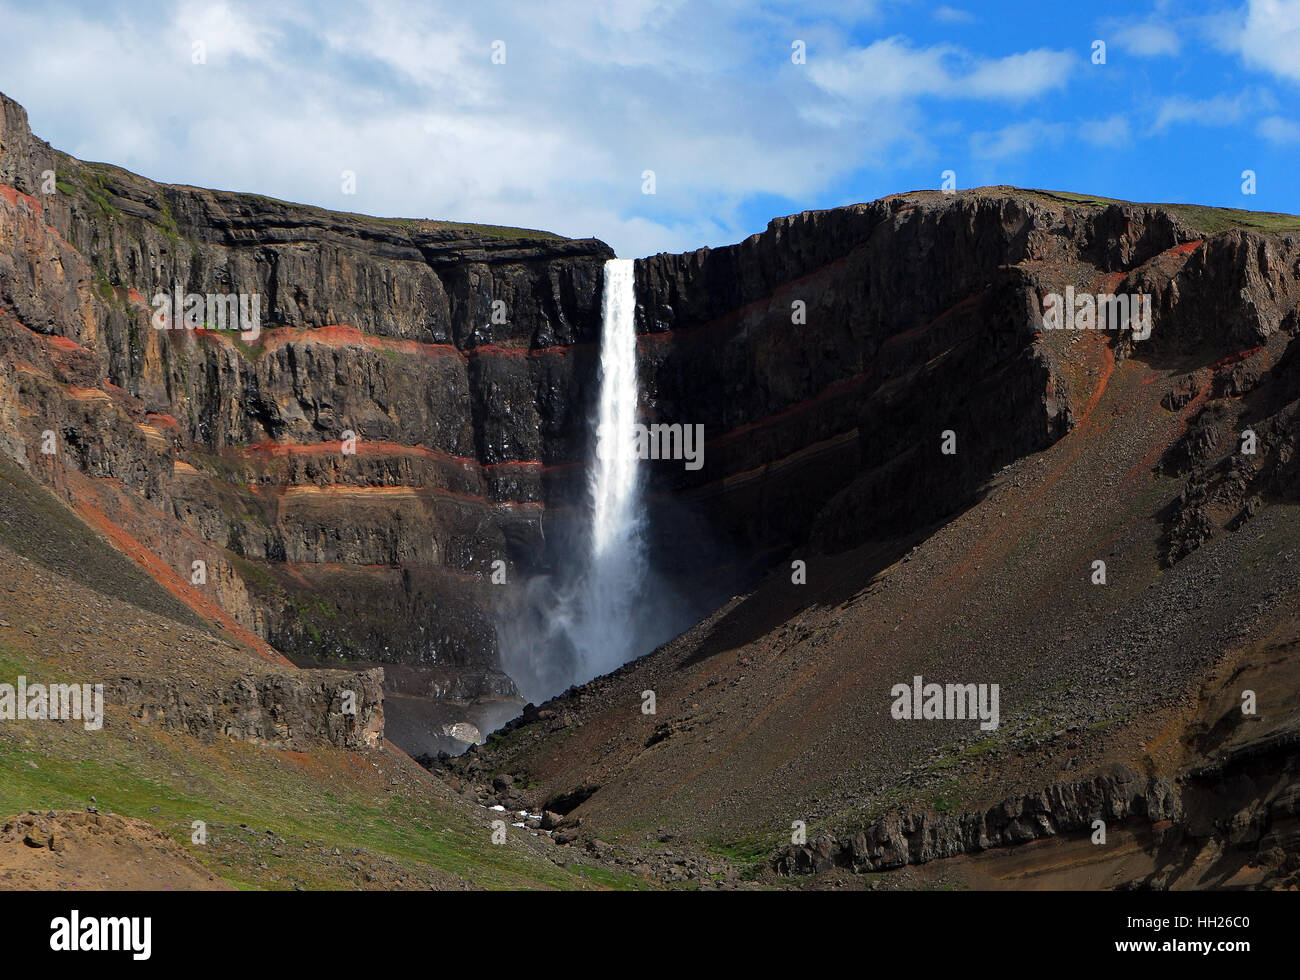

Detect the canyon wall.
xmin=0 ymin=92 xmax=610 ymax=726
xmin=634 ymin=192 xmax=1300 ymax=586
xmin=6 ymin=88 xmax=1300 ymax=756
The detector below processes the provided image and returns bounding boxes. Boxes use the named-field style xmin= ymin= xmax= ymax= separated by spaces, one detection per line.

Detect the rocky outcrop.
xmin=0 ymin=810 xmax=234 ymax=890
xmin=1156 ymin=276 xmax=1300 ymax=566
xmin=773 ymin=764 xmax=1178 ymax=874
xmin=108 ymin=666 xmax=384 ymax=751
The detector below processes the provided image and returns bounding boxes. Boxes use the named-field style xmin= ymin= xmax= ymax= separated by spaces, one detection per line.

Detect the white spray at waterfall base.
xmin=496 ymin=258 xmax=657 ymax=703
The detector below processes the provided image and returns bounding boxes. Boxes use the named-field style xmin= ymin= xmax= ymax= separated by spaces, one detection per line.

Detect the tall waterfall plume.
xmin=572 ymin=258 xmax=648 ymax=678
xmin=495 ymin=258 xmax=653 ymax=702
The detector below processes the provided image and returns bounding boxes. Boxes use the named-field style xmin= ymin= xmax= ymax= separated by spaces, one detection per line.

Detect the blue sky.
xmin=0 ymin=0 xmax=1296 ymax=257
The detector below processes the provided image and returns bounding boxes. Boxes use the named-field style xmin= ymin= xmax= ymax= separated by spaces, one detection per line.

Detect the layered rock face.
xmin=632 ymin=194 xmax=1300 ymax=573
xmin=7 ymin=85 xmax=1300 ymax=762
xmin=0 ymin=92 xmax=610 ymax=728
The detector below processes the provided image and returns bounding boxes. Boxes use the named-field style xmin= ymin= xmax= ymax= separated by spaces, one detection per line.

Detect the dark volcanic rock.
xmin=6 ymin=85 xmax=1300 ymax=761
xmin=773 ymin=764 xmax=1178 ymax=875
xmin=543 ymin=783 xmax=600 ymax=815
xmin=108 ymin=667 xmax=385 ymax=751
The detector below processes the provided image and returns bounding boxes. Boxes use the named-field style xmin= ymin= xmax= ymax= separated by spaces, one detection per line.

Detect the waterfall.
xmin=589 ymin=259 xmax=642 ymax=561
xmin=570 ymin=258 xmax=647 ymax=679
xmin=496 ymin=258 xmax=650 ymax=702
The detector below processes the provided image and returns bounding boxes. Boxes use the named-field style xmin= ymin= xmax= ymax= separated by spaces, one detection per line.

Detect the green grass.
xmin=703 ymin=830 xmax=781 ymax=880
xmin=564 ymin=861 xmax=653 ymax=890
xmin=86 ymin=189 xmax=119 ymax=221
xmin=220 ymin=191 xmax=571 ymax=242
xmin=55 ymin=153 xmax=576 ymax=245
xmin=481 ymin=716 xmax=575 ymax=757
xmin=81 ymin=169 xmax=122 ymax=223
xmin=958 ymin=736 xmax=999 ymax=759
xmin=286 ymin=592 xmax=338 ymax=647
xmin=807 ymin=745 xmax=991 ymax=843
xmin=930 ymin=779 xmax=961 ymax=813
xmin=227 ymin=331 xmax=265 ymax=362
xmin=91 ymin=268 xmax=114 ymax=301
xmin=228 ymin=553 xmax=281 ymax=597
xmin=154 ymin=192 xmax=183 ymax=247
xmin=1162 ymin=203 xmax=1300 ymax=235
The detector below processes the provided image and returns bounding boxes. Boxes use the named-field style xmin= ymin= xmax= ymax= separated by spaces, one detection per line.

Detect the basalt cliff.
xmin=3 ymin=91 xmax=1300 ymax=889
xmin=0 ymin=88 xmax=1087 ymax=747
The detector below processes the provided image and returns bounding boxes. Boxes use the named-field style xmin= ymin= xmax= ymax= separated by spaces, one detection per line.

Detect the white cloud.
xmin=808 ymin=37 xmax=1075 ymax=104
xmin=970 ymin=120 xmax=1064 ymax=160
xmin=1151 ymin=92 xmax=1254 ymax=131
xmin=1234 ymin=0 xmax=1300 ymax=81
xmin=176 ymin=0 xmax=280 ymax=61
xmin=1079 ymin=114 xmax=1132 ymax=147
xmin=1258 ymin=114 xmax=1300 ymax=141
xmin=1108 ymin=19 xmax=1181 ymax=57
xmin=964 ymin=49 xmax=1076 ymax=99
xmin=933 ymin=6 xmax=975 ymax=24
xmin=970 ymin=113 xmax=1131 ymax=161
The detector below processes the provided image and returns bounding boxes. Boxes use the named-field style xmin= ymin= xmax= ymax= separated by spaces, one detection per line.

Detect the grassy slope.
xmin=0 ymin=662 xmax=629 ymax=890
